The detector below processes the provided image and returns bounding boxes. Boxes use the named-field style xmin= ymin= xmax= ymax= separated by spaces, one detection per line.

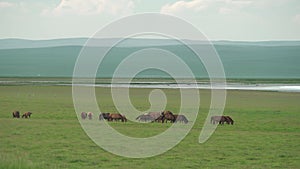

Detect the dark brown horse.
xmin=108 ymin=113 xmax=127 ymax=122
xmin=99 ymin=113 xmax=110 ymax=120
xmin=22 ymin=112 xmax=32 ymax=118
xmin=161 ymin=111 xmax=176 ymax=123
xmin=224 ymin=116 xmax=234 ymax=125
xmin=81 ymin=112 xmax=87 ymax=119
xmin=136 ymin=114 xmax=154 ymax=122
xmin=174 ymin=114 xmax=188 ymax=124
xmin=12 ymin=111 xmax=20 ymax=118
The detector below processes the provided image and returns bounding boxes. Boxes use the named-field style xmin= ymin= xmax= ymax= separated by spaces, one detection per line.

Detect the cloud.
xmin=161 ymin=0 xmax=211 ymax=14
xmin=160 ymin=0 xmax=255 ymax=15
xmin=217 ymin=0 xmax=253 ymax=15
xmin=42 ymin=0 xmax=135 ymax=16
xmin=0 ymin=2 xmax=14 ymax=8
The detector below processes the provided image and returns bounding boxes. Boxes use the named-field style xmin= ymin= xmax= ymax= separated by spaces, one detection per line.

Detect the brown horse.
xmin=87 ymin=112 xmax=93 ymax=120
xmin=22 ymin=112 xmax=32 ymax=118
xmin=81 ymin=112 xmax=87 ymax=119
xmin=121 ymin=114 xmax=127 ymax=122
xmin=174 ymin=114 xmax=188 ymax=124
xmin=161 ymin=111 xmax=176 ymax=123
xmin=108 ymin=113 xmax=127 ymax=122
xmin=99 ymin=113 xmax=110 ymax=120
xmin=12 ymin=111 xmax=20 ymax=118
xmin=136 ymin=114 xmax=154 ymax=122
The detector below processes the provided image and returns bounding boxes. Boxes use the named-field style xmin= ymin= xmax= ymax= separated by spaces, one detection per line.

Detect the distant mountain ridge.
xmin=1 ymin=38 xmax=300 ymax=49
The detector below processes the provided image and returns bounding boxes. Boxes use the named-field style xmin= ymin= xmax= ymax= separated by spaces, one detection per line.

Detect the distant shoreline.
xmin=1 ymin=77 xmax=300 ymax=92
xmin=1 ymin=77 xmax=300 ymax=84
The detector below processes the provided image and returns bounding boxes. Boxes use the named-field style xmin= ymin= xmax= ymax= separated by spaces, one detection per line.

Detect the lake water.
xmin=70 ymin=82 xmax=300 ymax=92
xmin=1 ymin=80 xmax=300 ymax=92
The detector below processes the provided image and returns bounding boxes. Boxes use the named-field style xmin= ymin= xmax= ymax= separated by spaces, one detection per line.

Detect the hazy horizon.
xmin=1 ymin=37 xmax=300 ymax=42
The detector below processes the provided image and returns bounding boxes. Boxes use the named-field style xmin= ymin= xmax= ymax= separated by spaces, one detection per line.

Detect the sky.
xmin=0 ymin=0 xmax=300 ymax=41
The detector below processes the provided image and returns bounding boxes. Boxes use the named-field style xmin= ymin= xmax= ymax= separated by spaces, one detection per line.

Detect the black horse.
xmin=12 ymin=111 xmax=20 ymax=118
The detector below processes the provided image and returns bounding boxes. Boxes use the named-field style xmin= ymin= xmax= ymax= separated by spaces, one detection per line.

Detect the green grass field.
xmin=0 ymin=85 xmax=299 ymax=169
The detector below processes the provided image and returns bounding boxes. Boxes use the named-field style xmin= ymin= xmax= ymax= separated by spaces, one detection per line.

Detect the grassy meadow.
xmin=0 ymin=85 xmax=299 ymax=169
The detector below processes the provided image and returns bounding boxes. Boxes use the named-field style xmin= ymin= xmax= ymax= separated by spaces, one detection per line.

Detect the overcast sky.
xmin=1 ymin=0 xmax=300 ymax=40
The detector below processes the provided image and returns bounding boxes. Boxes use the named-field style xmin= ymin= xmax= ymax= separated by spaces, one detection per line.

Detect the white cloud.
xmin=42 ymin=0 xmax=135 ymax=16
xmin=217 ymin=0 xmax=253 ymax=15
xmin=161 ymin=0 xmax=211 ymax=14
xmin=0 ymin=2 xmax=14 ymax=8
xmin=160 ymin=0 xmax=257 ymax=15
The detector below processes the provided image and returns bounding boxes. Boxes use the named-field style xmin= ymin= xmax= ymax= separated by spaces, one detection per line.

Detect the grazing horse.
xmin=136 ymin=114 xmax=154 ymax=122
xmin=224 ymin=116 xmax=234 ymax=125
xmin=121 ymin=115 xmax=127 ymax=122
xmin=22 ymin=112 xmax=32 ymax=118
xmin=108 ymin=113 xmax=127 ymax=122
xmin=211 ymin=116 xmax=226 ymax=125
xmin=12 ymin=111 xmax=20 ymax=118
xmin=174 ymin=114 xmax=188 ymax=124
xmin=211 ymin=116 xmax=233 ymax=125
xmin=99 ymin=113 xmax=110 ymax=120
xmin=87 ymin=112 xmax=93 ymax=120
xmin=161 ymin=111 xmax=176 ymax=123
xmin=81 ymin=112 xmax=87 ymax=120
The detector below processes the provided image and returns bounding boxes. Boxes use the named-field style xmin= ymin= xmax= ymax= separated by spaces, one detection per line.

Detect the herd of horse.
xmin=135 ymin=111 xmax=189 ymax=123
xmin=12 ymin=110 xmax=234 ymax=125
xmin=82 ymin=111 xmax=229 ymax=124
xmin=12 ymin=111 xmax=32 ymax=118
xmin=81 ymin=111 xmax=188 ymax=123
